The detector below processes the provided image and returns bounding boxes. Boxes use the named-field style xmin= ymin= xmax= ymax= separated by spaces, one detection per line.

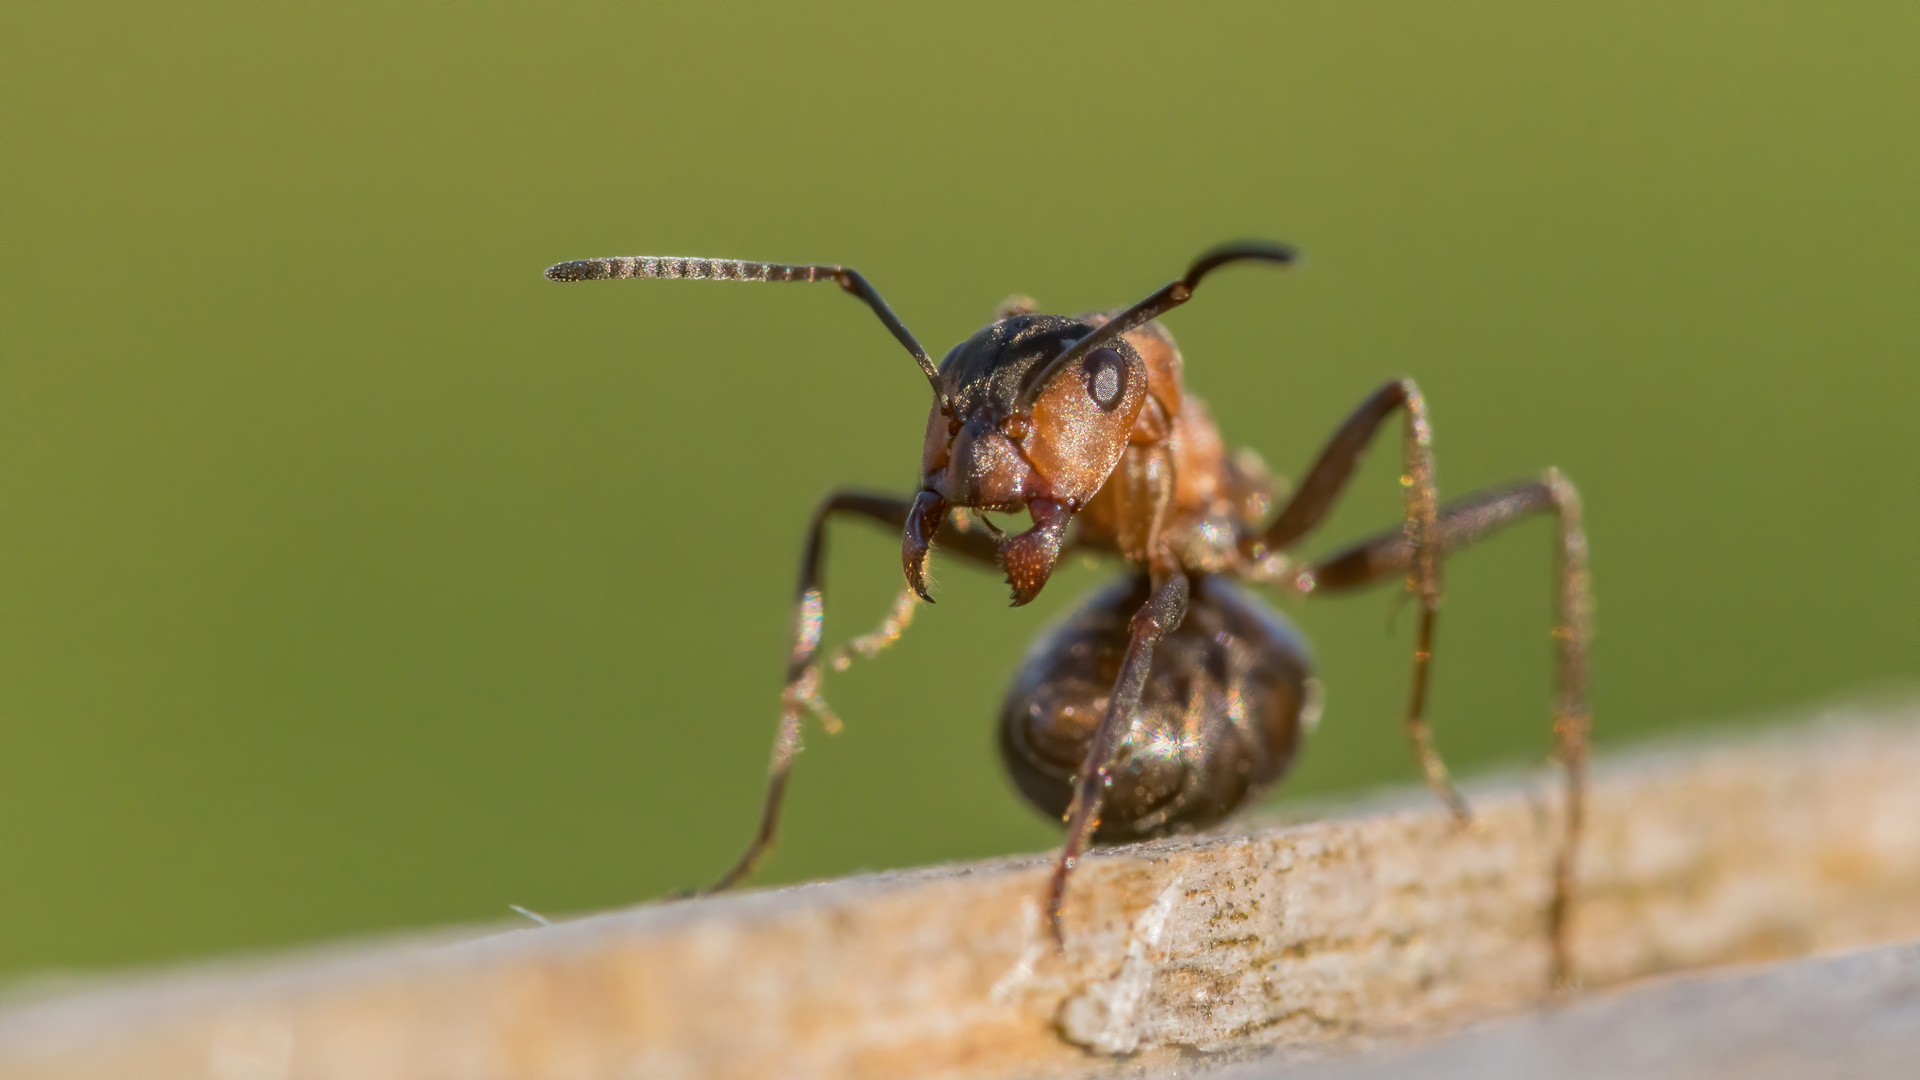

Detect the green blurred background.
xmin=2 ymin=3 xmax=1913 ymax=980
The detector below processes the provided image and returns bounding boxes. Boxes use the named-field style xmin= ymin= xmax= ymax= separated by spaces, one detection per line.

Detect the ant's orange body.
xmin=546 ymin=244 xmax=1593 ymax=986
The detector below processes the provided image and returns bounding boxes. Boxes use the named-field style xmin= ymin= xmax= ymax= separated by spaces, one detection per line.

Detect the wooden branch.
xmin=2 ymin=707 xmax=1917 ymax=1080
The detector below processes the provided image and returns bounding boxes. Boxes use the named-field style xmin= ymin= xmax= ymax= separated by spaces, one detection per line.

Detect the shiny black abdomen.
xmin=998 ymin=574 xmax=1319 ymax=843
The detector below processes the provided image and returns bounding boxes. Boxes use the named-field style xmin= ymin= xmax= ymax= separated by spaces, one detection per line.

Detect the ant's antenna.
xmin=545 ymin=256 xmax=948 ymax=407
xmin=1015 ymin=241 xmax=1297 ymax=409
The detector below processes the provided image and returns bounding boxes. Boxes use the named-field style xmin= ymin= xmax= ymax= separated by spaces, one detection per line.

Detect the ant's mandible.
xmin=544 ymin=244 xmax=1594 ymax=987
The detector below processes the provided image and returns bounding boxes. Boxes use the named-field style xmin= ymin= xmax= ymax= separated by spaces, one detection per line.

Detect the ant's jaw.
xmin=902 ymin=489 xmax=1074 ymax=608
xmin=1002 ymin=498 xmax=1072 ymax=606
xmin=901 ymin=491 xmax=948 ymax=603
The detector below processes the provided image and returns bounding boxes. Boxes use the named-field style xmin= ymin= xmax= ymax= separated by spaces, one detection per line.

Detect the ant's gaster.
xmin=544 ymin=246 xmax=1594 ymax=989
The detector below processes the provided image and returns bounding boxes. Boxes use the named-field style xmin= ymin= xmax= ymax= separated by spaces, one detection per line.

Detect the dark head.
xmin=903 ymin=314 xmax=1148 ymax=605
xmin=920 ymin=314 xmax=1147 ymax=510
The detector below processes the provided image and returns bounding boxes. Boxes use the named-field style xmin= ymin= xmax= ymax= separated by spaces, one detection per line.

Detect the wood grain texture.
xmin=1229 ymin=940 xmax=1920 ymax=1079
xmin=2 ymin=707 xmax=1916 ymax=1080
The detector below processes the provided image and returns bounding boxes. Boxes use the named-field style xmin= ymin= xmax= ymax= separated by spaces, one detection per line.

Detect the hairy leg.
xmin=1044 ymin=573 xmax=1190 ymax=943
xmin=1045 ymin=444 xmax=1185 ymax=942
xmin=1247 ymin=379 xmax=1463 ymax=818
xmin=1300 ymin=471 xmax=1592 ymax=989
xmin=706 ymin=490 xmax=1003 ymax=892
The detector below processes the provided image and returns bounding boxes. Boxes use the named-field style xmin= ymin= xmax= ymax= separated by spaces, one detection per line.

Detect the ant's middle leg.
xmin=705 ymin=490 xmax=1003 ymax=893
xmin=1245 ymin=379 xmax=1462 ymax=818
xmin=1299 ymin=472 xmax=1593 ymax=988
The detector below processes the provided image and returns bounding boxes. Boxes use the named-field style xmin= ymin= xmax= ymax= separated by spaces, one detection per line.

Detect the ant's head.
xmin=543 ymin=243 xmax=1294 ymax=607
xmin=919 ymin=314 xmax=1148 ymax=515
xmin=904 ymin=313 xmax=1151 ymax=606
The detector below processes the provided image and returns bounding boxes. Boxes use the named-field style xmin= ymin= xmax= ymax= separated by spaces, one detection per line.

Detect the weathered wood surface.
xmin=1 ymin=707 xmax=1916 ymax=1080
xmin=1232 ymin=940 xmax=1920 ymax=1079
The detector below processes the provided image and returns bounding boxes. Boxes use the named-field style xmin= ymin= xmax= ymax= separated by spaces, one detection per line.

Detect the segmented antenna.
xmin=544 ymin=256 xmax=837 ymax=284
xmin=1015 ymin=241 xmax=1297 ymax=408
xmin=545 ymin=256 xmax=946 ymax=404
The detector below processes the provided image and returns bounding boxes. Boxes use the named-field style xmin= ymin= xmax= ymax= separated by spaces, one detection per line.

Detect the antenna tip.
xmin=1220 ymin=240 xmax=1298 ymax=265
xmin=1182 ymin=241 xmax=1300 ymax=287
xmin=544 ymin=259 xmax=608 ymax=282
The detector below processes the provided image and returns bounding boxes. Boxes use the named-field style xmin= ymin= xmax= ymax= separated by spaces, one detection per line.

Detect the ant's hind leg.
xmin=1301 ymin=471 xmax=1593 ymax=990
xmin=705 ymin=490 xmax=1003 ymax=893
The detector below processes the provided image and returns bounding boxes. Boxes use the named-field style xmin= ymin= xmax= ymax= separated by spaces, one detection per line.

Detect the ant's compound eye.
xmin=1081 ymin=348 xmax=1126 ymax=412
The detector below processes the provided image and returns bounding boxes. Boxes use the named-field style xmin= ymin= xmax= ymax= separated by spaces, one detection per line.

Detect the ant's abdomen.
xmin=999 ymin=574 xmax=1320 ymax=843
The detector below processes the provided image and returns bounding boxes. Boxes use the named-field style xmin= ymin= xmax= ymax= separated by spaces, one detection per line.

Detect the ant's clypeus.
xmin=544 ymin=244 xmax=1593 ymax=989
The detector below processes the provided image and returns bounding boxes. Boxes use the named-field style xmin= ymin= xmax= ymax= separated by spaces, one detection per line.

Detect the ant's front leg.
xmin=705 ymin=490 xmax=1001 ymax=893
xmin=1044 ymin=572 xmax=1188 ymax=944
xmin=1244 ymin=379 xmax=1465 ymax=820
xmin=1299 ymin=472 xmax=1592 ymax=989
xmin=1046 ymin=446 xmax=1184 ymax=943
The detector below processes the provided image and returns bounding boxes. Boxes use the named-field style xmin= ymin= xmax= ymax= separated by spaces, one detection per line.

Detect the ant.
xmin=545 ymin=243 xmax=1593 ymax=987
